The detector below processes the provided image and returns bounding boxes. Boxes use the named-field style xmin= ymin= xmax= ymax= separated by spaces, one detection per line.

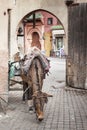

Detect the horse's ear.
xmin=43 ymin=92 xmax=53 ymax=97
xmin=47 ymin=94 xmax=53 ymax=97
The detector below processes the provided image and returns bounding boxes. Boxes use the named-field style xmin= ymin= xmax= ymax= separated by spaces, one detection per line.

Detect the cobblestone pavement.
xmin=0 ymin=58 xmax=87 ymax=130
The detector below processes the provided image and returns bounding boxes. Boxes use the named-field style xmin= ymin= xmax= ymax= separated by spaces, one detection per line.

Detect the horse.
xmin=19 ymin=47 xmax=52 ymax=121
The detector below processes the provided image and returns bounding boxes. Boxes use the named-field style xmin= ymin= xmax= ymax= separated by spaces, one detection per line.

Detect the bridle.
xmin=33 ymin=91 xmax=46 ymax=112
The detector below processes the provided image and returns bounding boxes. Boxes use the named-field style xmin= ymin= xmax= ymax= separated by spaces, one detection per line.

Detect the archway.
xmin=16 ymin=9 xmax=65 ymax=57
xmin=31 ymin=32 xmax=41 ymax=50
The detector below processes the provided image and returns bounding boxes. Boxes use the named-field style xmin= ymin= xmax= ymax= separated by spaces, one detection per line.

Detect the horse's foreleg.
xmin=22 ymin=81 xmax=28 ymax=101
xmin=27 ymin=87 xmax=33 ymax=112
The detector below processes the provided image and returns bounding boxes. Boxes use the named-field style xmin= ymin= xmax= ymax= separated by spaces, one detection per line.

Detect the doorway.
xmin=55 ymin=37 xmax=63 ymax=50
xmin=31 ymin=32 xmax=41 ymax=50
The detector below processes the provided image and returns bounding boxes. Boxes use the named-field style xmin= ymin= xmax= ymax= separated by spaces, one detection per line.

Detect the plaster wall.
xmin=0 ymin=0 xmax=68 ymax=102
xmin=9 ymin=0 xmax=68 ymax=57
xmin=0 ymin=0 xmax=9 ymax=102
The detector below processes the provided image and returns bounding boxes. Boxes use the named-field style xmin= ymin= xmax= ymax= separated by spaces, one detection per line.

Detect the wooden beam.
xmin=33 ymin=13 xmax=35 ymax=28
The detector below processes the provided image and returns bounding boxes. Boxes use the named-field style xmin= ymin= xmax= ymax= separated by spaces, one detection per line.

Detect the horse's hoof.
xmin=29 ymin=107 xmax=33 ymax=114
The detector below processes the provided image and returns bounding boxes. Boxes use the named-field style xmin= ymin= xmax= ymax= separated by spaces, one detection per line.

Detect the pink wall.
xmin=40 ymin=11 xmax=60 ymax=32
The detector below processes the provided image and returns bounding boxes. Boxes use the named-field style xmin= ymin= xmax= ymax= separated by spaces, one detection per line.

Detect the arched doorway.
xmin=16 ymin=9 xmax=65 ymax=57
xmin=31 ymin=32 xmax=41 ymax=50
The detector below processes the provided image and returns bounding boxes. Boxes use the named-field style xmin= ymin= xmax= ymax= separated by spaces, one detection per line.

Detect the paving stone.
xmin=0 ymin=58 xmax=87 ymax=130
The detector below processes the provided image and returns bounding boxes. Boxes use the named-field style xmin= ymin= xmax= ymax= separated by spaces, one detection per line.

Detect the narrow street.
xmin=0 ymin=58 xmax=87 ymax=130
xmin=43 ymin=57 xmax=66 ymax=92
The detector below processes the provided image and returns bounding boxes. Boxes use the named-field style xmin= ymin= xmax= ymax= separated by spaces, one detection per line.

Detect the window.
xmin=47 ymin=18 xmax=53 ymax=25
xmin=56 ymin=37 xmax=63 ymax=50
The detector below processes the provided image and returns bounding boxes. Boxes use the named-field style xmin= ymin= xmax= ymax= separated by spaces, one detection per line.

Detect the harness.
xmin=23 ymin=57 xmax=42 ymax=96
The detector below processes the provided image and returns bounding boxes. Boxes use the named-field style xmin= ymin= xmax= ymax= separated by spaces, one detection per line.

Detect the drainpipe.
xmin=7 ymin=9 xmax=11 ymax=60
xmin=7 ymin=9 xmax=11 ymax=91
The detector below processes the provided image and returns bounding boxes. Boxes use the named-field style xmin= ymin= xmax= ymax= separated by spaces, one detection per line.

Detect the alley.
xmin=0 ymin=58 xmax=87 ymax=130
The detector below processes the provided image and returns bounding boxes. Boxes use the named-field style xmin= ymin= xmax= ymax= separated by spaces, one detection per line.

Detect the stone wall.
xmin=0 ymin=51 xmax=8 ymax=103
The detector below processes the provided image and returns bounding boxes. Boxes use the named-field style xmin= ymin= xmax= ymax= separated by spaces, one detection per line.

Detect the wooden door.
xmin=66 ymin=3 xmax=87 ymax=89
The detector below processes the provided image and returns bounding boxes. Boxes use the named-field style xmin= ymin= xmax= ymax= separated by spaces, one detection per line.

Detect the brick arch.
xmin=31 ymin=32 xmax=41 ymax=50
xmin=27 ymin=27 xmax=42 ymax=40
xmin=25 ymin=25 xmax=44 ymax=53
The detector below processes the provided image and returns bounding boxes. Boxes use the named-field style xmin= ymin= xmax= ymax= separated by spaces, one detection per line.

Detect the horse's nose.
xmin=38 ymin=113 xmax=44 ymax=121
xmin=38 ymin=118 xmax=43 ymax=121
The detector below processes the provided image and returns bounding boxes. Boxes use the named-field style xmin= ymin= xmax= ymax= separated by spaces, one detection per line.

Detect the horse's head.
xmin=32 ymin=91 xmax=52 ymax=121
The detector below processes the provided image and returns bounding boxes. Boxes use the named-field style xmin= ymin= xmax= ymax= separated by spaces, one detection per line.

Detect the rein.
xmin=23 ymin=86 xmax=30 ymax=96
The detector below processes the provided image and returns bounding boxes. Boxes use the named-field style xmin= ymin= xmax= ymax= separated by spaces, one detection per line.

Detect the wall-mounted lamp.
xmin=42 ymin=33 xmax=45 ymax=40
xmin=65 ymin=0 xmax=74 ymax=6
xmin=4 ymin=11 xmax=6 ymax=15
xmin=42 ymin=36 xmax=45 ymax=40
xmin=17 ymin=27 xmax=24 ymax=36
xmin=18 ymin=27 xmax=23 ymax=34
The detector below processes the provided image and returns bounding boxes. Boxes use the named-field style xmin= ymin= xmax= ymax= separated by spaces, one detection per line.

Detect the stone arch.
xmin=16 ymin=9 xmax=66 ymax=55
xmin=27 ymin=27 xmax=42 ymax=40
xmin=21 ymin=9 xmax=66 ymax=35
xmin=10 ymin=0 xmax=68 ymax=57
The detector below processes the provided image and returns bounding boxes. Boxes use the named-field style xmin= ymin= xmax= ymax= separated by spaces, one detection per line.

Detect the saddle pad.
xmin=20 ymin=48 xmax=50 ymax=76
